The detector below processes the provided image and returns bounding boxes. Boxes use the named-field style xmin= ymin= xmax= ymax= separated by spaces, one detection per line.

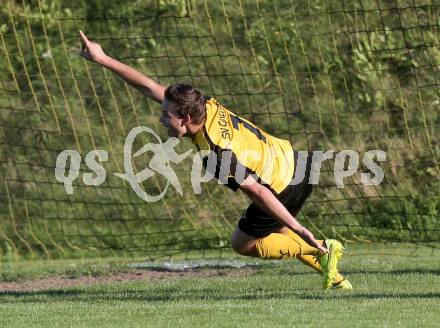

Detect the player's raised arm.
xmin=79 ymin=30 xmax=165 ymax=104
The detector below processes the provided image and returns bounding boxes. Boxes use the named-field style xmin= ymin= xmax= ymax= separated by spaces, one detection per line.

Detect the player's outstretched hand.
xmin=315 ymin=243 xmax=329 ymax=255
xmin=296 ymin=226 xmax=329 ymax=255
xmin=79 ymin=31 xmax=107 ymax=64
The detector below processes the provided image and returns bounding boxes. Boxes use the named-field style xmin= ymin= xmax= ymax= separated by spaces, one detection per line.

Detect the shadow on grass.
xmin=297 ymin=292 xmax=440 ymax=300
xmin=271 ymin=268 xmax=440 ymax=276
xmin=0 ymin=287 xmax=287 ymax=303
xmin=1 ymin=287 xmax=439 ymax=303
xmin=326 ymin=268 xmax=440 ymax=276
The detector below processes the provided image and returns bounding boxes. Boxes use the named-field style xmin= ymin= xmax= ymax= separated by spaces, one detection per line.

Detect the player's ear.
xmin=181 ymin=114 xmax=191 ymax=126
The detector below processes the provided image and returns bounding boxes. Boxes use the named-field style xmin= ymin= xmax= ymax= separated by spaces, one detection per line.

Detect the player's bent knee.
xmin=230 ymin=227 xmax=257 ymax=256
xmin=230 ymin=236 xmax=246 ymax=255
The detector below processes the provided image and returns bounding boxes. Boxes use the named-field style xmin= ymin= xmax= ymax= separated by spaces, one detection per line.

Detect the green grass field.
xmin=0 ymin=243 xmax=439 ymax=328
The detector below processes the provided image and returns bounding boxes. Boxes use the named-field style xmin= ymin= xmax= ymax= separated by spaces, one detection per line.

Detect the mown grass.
xmin=0 ymin=243 xmax=439 ymax=327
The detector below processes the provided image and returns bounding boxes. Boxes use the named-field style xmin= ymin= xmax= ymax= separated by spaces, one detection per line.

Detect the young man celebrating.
xmin=79 ymin=31 xmax=352 ymax=290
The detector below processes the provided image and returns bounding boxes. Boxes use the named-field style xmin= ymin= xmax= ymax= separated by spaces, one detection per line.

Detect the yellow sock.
xmin=282 ymin=229 xmax=344 ymax=284
xmin=255 ymin=232 xmax=320 ymax=260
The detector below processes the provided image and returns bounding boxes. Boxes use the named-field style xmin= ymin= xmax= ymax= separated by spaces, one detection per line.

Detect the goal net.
xmin=0 ymin=0 xmax=439 ymax=260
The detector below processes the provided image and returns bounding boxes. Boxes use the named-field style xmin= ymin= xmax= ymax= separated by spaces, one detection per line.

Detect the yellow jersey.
xmin=192 ymin=97 xmax=294 ymax=194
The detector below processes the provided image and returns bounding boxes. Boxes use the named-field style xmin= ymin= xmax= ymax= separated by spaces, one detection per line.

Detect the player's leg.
xmin=231 ymin=221 xmax=350 ymax=289
xmin=230 ymin=225 xmax=321 ymax=259
xmin=230 ymin=225 xmax=258 ymax=257
xmin=232 ymin=204 xmax=324 ymax=259
xmin=277 ymin=226 xmax=347 ymax=286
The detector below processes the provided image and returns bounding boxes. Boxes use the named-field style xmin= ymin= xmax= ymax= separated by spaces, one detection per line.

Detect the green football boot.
xmin=317 ymin=239 xmax=344 ymax=289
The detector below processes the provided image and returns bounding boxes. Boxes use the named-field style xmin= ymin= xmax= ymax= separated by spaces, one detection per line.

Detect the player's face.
xmin=159 ymin=99 xmax=186 ymax=138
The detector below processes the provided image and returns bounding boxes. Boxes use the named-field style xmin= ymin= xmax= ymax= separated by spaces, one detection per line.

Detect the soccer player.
xmin=79 ymin=31 xmax=352 ymax=289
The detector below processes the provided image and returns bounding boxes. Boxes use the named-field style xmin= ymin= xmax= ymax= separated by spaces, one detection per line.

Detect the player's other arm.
xmin=239 ymin=175 xmax=328 ymax=254
xmin=79 ymin=31 xmax=165 ymax=103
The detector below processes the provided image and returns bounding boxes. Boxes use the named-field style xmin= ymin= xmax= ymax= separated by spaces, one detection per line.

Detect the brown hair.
xmin=164 ymin=84 xmax=206 ymax=124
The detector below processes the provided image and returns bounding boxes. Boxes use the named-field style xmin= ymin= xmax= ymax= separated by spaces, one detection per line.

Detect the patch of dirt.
xmin=0 ymin=268 xmax=256 ymax=292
